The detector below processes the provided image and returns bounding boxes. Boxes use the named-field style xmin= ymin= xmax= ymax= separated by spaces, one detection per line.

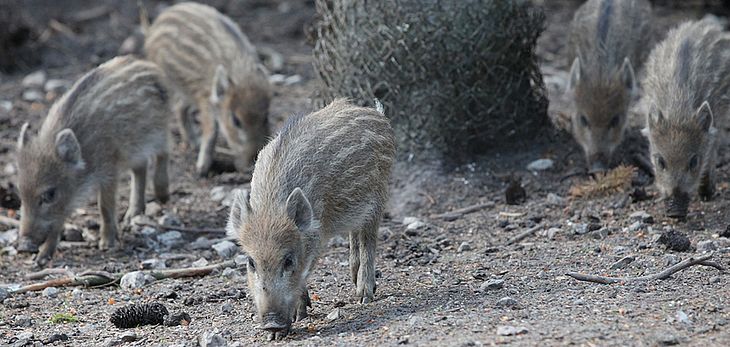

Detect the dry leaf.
xmin=569 ymin=165 xmax=636 ymax=199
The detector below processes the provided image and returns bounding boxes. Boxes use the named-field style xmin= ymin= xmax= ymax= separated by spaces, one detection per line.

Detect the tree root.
xmin=567 ymin=254 xmax=724 ymax=284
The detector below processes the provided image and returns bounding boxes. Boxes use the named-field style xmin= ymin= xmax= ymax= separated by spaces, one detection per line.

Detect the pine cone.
xmin=110 ymin=303 xmax=169 ymax=329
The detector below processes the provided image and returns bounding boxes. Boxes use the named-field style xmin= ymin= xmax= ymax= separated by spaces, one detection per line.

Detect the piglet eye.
xmin=231 ymin=112 xmax=242 ymax=128
xmin=40 ymin=188 xmax=56 ymax=205
xmin=688 ymin=155 xmax=699 ymax=171
xmin=580 ymin=115 xmax=589 ymax=128
xmin=248 ymin=257 xmax=256 ymax=271
xmin=656 ymin=156 xmax=667 ymax=170
xmin=609 ymin=115 xmax=620 ymax=129
xmin=283 ymin=254 xmax=294 ymax=270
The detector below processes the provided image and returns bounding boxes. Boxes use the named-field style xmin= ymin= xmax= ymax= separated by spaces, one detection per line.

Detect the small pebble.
xmin=234 ymin=254 xmax=248 ymax=267
xmin=14 ymin=314 xmax=33 ymax=327
xmin=495 ymin=297 xmax=519 ymax=309
xmin=44 ymin=333 xmax=69 ymax=344
xmin=496 ymin=325 xmax=528 ymax=336
xmin=210 ymin=186 xmax=228 ymax=202
xmin=164 ymin=311 xmax=191 ymax=326
xmin=62 ymin=227 xmax=84 ymax=242
xmin=676 ymin=310 xmax=691 ymax=325
xmin=546 ymin=227 xmax=560 ymax=240
xmin=457 ymin=241 xmax=472 ymax=252
xmin=221 ymin=303 xmax=234 ymax=313
xmin=198 ymin=330 xmax=227 ymax=347
xmin=22 ymin=70 xmax=46 ymax=88
xmin=212 ymin=240 xmax=239 ymax=259
xmin=192 ymin=258 xmax=209 ymax=267
xmin=42 ymin=287 xmax=59 ymax=298
xmin=158 ymin=213 xmax=182 ymax=227
xmin=22 ymin=90 xmax=44 ymax=102
xmin=120 ymin=271 xmax=153 ymax=290
xmin=141 ymin=258 xmax=167 ymax=270
xmin=610 ymin=256 xmax=635 ymax=270
xmin=697 ymin=240 xmax=718 ymax=252
xmin=221 ymin=268 xmax=239 ymax=279
xmin=480 ymin=279 xmax=504 ymax=291
xmin=72 ymin=288 xmax=83 ymax=300
xmin=546 ymin=193 xmax=565 ymax=207
xmin=629 ymin=211 xmax=654 ymax=224
xmin=327 ymin=308 xmax=340 ymax=321
xmin=145 ymin=202 xmax=162 ymax=216
xmin=526 ymin=158 xmax=554 ymax=171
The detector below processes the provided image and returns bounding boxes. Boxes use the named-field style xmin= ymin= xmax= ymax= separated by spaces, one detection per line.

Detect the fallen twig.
xmin=134 ymin=221 xmax=226 ymax=235
xmin=430 ymin=201 xmax=496 ymax=221
xmin=0 ymin=215 xmax=20 ymax=227
xmin=25 ymin=268 xmax=72 ymax=280
xmin=505 ymin=224 xmax=543 ymax=245
xmin=10 ymin=260 xmax=237 ymax=294
xmin=567 ymin=254 xmax=724 ymax=284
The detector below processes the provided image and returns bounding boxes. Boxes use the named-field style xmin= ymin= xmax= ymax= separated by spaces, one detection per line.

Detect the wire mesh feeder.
xmin=313 ymin=0 xmax=549 ymax=161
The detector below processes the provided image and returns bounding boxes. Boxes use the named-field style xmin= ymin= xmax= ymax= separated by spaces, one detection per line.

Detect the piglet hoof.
xmin=360 ymin=296 xmax=372 ymax=304
xmin=98 ymin=237 xmax=117 ymax=250
xmin=295 ymin=307 xmax=308 ymax=322
xmin=699 ymin=184 xmax=715 ymax=202
xmin=34 ymin=255 xmax=51 ymax=268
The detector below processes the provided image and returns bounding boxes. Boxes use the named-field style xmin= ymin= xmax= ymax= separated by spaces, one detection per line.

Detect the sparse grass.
xmin=569 ymin=165 xmax=636 ymax=199
xmin=49 ymin=312 xmax=78 ymax=324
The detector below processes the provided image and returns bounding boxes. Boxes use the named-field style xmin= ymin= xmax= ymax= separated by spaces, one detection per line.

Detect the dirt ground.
xmin=2 ymin=1 xmax=730 ymax=346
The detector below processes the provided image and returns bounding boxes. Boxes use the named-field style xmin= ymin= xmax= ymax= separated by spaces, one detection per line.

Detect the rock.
xmin=130 ymin=215 xmax=155 ymax=231
xmin=192 ymin=258 xmax=209 ymax=267
xmin=22 ymin=70 xmax=46 ymax=89
xmin=0 ymin=100 xmax=12 ymax=112
xmin=546 ymin=227 xmax=560 ymax=240
xmin=658 ymin=230 xmax=691 ymax=252
xmin=221 ymin=302 xmax=234 ymax=313
xmin=212 ymin=240 xmax=238 ymax=259
xmin=120 ymin=332 xmax=137 ymax=343
xmin=72 ymin=288 xmax=83 ymax=300
xmin=457 ymin=241 xmax=472 ymax=252
xmin=697 ymin=240 xmax=718 ymax=252
xmin=629 ymin=211 xmax=654 ymax=224
xmin=22 ymin=89 xmax=44 ymax=102
xmin=234 ymin=254 xmax=248 ymax=267
xmin=326 ymin=308 xmax=340 ymax=322
xmin=43 ymin=333 xmax=69 ymax=344
xmin=628 ymin=221 xmax=643 ymax=232
xmin=4 ymin=162 xmax=16 ymax=175
xmin=210 ymin=186 xmax=228 ymax=202
xmin=495 ymin=296 xmax=519 ymax=309
xmin=284 ymin=74 xmax=302 ymax=86
xmin=406 ymin=221 xmax=426 ymax=231
xmin=62 ymin=226 xmax=84 ymax=242
xmin=546 ymin=193 xmax=565 ymax=207
xmin=14 ymin=314 xmax=33 ymax=327
xmin=269 ymin=74 xmax=286 ymax=85
xmin=0 ymin=287 xmax=8 ymax=302
xmin=526 ymin=158 xmax=554 ymax=171
xmin=572 ymin=223 xmax=589 ymax=235
xmin=120 ymin=271 xmax=153 ymax=290
xmin=44 ymin=79 xmax=70 ymax=93
xmin=589 ymin=227 xmax=610 ymax=240
xmin=403 ymin=217 xmax=420 ymax=225
xmin=164 ymin=311 xmax=191 ymax=326
xmin=158 ymin=231 xmax=183 ymax=248
xmin=658 ymin=334 xmax=680 ymax=346
xmin=158 ymin=213 xmax=182 ymax=227
xmin=610 ymin=256 xmax=635 ymax=270
xmin=12 ymin=332 xmax=33 ymax=347
xmin=190 ymin=236 xmax=217 ymax=250
xmin=676 ymin=310 xmax=691 ymax=325
xmin=496 ymin=325 xmax=528 ymax=336
xmin=0 ymin=228 xmax=18 ymax=247
xmin=221 ymin=268 xmax=239 ymax=279
xmin=480 ymin=279 xmax=504 ymax=291
xmin=1 ymin=246 xmax=18 ymax=256
xmin=42 ymin=287 xmax=59 ymax=298
xmin=664 ymin=254 xmax=680 ymax=266
xmin=141 ymin=258 xmax=167 ymax=270
xmin=198 ymin=331 xmax=227 ymax=347
xmin=145 ymin=202 xmax=162 ymax=216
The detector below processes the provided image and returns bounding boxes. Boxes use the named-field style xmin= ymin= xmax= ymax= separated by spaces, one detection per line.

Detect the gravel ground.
xmin=1 ymin=1 xmax=730 ymax=346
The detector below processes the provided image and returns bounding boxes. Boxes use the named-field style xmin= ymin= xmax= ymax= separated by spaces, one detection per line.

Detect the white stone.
xmin=22 ymin=70 xmax=46 ymax=88
xmin=158 ymin=231 xmax=183 ymax=248
xmin=526 ymin=158 xmax=554 ymax=171
xmin=497 ymin=325 xmax=528 ymax=336
xmin=284 ymin=75 xmax=302 ymax=86
xmin=192 ymin=258 xmax=209 ymax=267
xmin=212 ymin=240 xmax=238 ymax=259
xmin=44 ymin=79 xmax=70 ymax=93
xmin=120 ymin=271 xmax=152 ymax=290
xmin=22 ymin=89 xmax=44 ymax=102
xmin=42 ymin=286 xmax=59 ymax=298
xmin=326 ymin=308 xmax=340 ymax=321
xmin=210 ymin=186 xmax=228 ymax=202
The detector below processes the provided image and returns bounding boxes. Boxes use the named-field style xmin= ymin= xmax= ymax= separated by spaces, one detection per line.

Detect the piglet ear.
xmin=226 ymin=189 xmax=251 ymax=238
xmin=694 ymin=101 xmax=714 ymax=132
xmin=567 ymin=57 xmax=581 ymax=93
xmin=285 ymin=187 xmax=313 ymax=232
xmin=17 ymin=122 xmax=30 ymax=149
xmin=55 ymin=129 xmax=85 ymax=170
xmin=620 ymin=57 xmax=637 ymax=95
xmin=210 ymin=65 xmax=231 ymax=105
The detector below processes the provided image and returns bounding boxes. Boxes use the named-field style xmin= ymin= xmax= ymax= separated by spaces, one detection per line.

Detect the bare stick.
xmin=567 ymin=254 xmax=723 ymax=284
xmin=134 ymin=221 xmax=226 ymax=235
xmin=430 ymin=201 xmax=496 ymax=221
xmin=25 ymin=268 xmax=72 ymax=280
xmin=10 ymin=260 xmax=238 ymax=294
xmin=505 ymin=224 xmax=543 ymax=245
xmin=0 ymin=215 xmax=20 ymax=227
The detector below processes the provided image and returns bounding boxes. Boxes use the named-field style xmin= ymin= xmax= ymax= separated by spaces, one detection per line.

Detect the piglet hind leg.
xmin=355 ymin=218 xmax=379 ymax=304
xmin=295 ymin=287 xmax=311 ymax=321
xmin=153 ymin=151 xmax=170 ymax=203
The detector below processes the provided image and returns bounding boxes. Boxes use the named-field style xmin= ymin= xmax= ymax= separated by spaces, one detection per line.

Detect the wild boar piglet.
xmin=227 ymin=99 xmax=396 ymax=340
xmin=642 ymin=17 xmax=730 ymax=218
xmin=145 ymin=1 xmax=271 ymax=176
xmin=566 ymin=0 xmax=651 ymax=172
xmin=15 ymin=56 xmax=171 ymax=265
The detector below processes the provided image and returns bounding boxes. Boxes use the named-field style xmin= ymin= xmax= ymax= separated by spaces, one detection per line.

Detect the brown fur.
xmin=144 ymin=2 xmax=271 ymax=176
xmin=566 ymin=0 xmax=651 ymax=171
xmin=227 ymin=99 xmax=396 ymax=339
xmin=15 ymin=56 xmax=171 ymax=265
xmin=642 ymin=18 xmax=730 ymax=217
